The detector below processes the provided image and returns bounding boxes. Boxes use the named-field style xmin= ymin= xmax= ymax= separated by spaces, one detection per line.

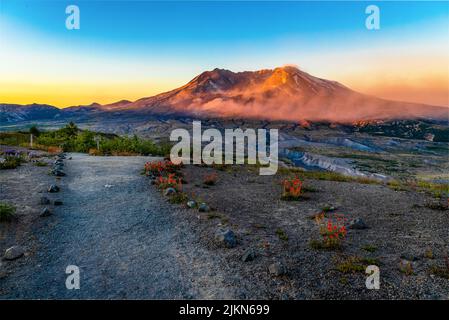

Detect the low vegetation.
xmin=145 ymin=160 xmax=186 ymax=204
xmin=398 ymin=260 xmax=414 ymax=276
xmin=429 ymin=257 xmax=449 ymax=279
xmin=0 ymin=155 xmax=24 ymax=170
xmin=387 ymin=178 xmax=448 ymax=199
xmin=168 ymin=192 xmax=188 ymax=204
xmin=355 ymin=119 xmax=449 ymax=142
xmin=275 ymin=228 xmax=289 ymax=241
xmin=387 ymin=180 xmax=409 ymax=191
xmin=279 ymin=167 xmax=379 ymax=185
xmin=335 ymin=256 xmax=380 ymax=273
xmin=310 ymin=212 xmax=347 ymax=250
xmin=415 ymin=180 xmax=449 ymax=199
xmin=33 ymin=161 xmax=48 ymax=167
xmin=0 ymin=123 xmax=171 ymax=156
xmin=281 ymin=176 xmax=309 ymax=200
xmin=361 ymin=244 xmax=378 ymax=253
xmin=155 ymin=173 xmax=183 ymax=191
xmin=144 ymin=160 xmax=181 ymax=176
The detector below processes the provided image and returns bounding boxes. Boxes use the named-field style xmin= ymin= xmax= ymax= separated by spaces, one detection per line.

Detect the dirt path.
xmin=0 ymin=153 xmax=234 ymax=299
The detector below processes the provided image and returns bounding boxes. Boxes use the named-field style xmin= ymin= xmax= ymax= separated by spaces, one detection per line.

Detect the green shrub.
xmin=29 ymin=125 xmax=41 ymax=136
xmin=2 ymin=124 xmax=171 ymax=156
xmin=168 ymin=192 xmax=188 ymax=204
xmin=99 ymin=135 xmax=170 ymax=156
xmin=0 ymin=132 xmax=30 ymax=146
xmin=0 ymin=202 xmax=16 ymax=221
xmin=33 ymin=161 xmax=48 ymax=167
xmin=275 ymin=228 xmax=289 ymax=241
xmin=335 ymin=256 xmax=379 ymax=273
xmin=362 ymin=244 xmax=378 ymax=253
xmin=0 ymin=156 xmax=23 ymax=170
xmin=309 ymin=239 xmax=341 ymax=250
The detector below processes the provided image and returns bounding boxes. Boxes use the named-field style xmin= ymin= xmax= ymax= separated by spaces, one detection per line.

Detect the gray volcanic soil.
xmin=1 ymin=152 xmax=448 ymax=299
xmin=0 ymin=154 xmax=237 ymax=299
xmin=178 ymin=164 xmax=449 ymax=299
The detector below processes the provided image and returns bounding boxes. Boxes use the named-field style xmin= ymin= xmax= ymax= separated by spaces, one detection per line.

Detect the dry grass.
xmin=335 ymin=256 xmax=380 ymax=273
xmin=279 ymin=167 xmax=379 ymax=185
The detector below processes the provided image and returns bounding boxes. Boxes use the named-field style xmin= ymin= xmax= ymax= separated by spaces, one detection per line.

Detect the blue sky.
xmin=3 ymin=1 xmax=447 ymax=48
xmin=0 ymin=1 xmax=448 ymax=106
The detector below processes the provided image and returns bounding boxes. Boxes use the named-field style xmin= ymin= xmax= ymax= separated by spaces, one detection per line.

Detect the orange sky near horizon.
xmin=1 ymin=3 xmax=448 ymax=109
xmin=1 ymin=68 xmax=447 ymax=109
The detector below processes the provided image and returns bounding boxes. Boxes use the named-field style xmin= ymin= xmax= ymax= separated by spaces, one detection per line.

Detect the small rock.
xmin=198 ymin=203 xmax=210 ymax=212
xmin=68 ymin=157 xmax=72 ymax=160
xmin=54 ymin=199 xmax=63 ymax=206
xmin=52 ymin=170 xmax=66 ymax=177
xmin=163 ymin=187 xmax=177 ymax=196
xmin=40 ymin=207 xmax=52 ymax=217
xmin=53 ymin=165 xmax=64 ymax=171
xmin=47 ymin=185 xmax=60 ymax=193
xmin=268 ymin=262 xmax=286 ymax=276
xmin=241 ymin=249 xmax=256 ymax=262
xmin=215 ymin=228 xmax=237 ymax=248
xmin=40 ymin=196 xmax=51 ymax=205
xmin=4 ymin=246 xmax=25 ymax=260
xmin=349 ymin=218 xmax=368 ymax=229
xmin=186 ymin=200 xmax=197 ymax=208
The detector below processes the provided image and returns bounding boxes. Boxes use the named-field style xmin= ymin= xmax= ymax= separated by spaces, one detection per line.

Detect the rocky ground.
xmin=164 ymin=163 xmax=449 ymax=299
xmin=0 ymin=147 xmax=448 ymax=299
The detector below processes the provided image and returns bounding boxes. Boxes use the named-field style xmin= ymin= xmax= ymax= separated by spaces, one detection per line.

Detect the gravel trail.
xmin=1 ymin=153 xmax=234 ymax=299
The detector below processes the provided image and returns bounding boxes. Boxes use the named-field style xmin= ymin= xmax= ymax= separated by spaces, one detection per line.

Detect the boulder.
xmin=163 ymin=187 xmax=177 ymax=196
xmin=186 ymin=200 xmax=197 ymax=209
xmin=215 ymin=228 xmax=237 ymax=248
xmin=4 ymin=246 xmax=25 ymax=260
xmin=268 ymin=262 xmax=286 ymax=276
xmin=40 ymin=207 xmax=52 ymax=217
xmin=198 ymin=203 xmax=210 ymax=213
xmin=241 ymin=249 xmax=256 ymax=262
xmin=52 ymin=170 xmax=66 ymax=177
xmin=47 ymin=185 xmax=60 ymax=193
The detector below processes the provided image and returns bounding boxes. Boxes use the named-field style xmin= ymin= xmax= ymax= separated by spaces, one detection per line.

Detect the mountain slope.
xmin=125 ymin=66 xmax=448 ymax=122
xmin=0 ymin=103 xmax=60 ymax=123
xmin=1 ymin=66 xmax=448 ymax=124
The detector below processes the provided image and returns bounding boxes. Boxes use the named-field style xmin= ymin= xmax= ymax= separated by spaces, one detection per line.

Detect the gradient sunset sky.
xmin=0 ymin=0 xmax=448 ymax=108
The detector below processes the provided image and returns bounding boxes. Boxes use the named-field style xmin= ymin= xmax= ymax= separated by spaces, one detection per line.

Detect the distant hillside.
xmin=0 ymin=104 xmax=60 ymax=123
